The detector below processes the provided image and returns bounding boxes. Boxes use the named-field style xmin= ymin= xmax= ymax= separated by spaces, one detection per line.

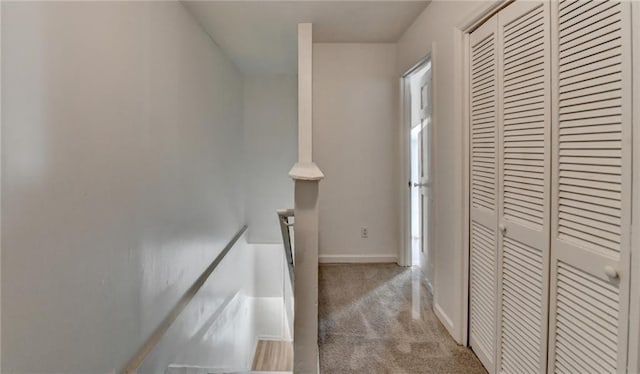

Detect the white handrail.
xmin=277 ymin=209 xmax=295 ymax=286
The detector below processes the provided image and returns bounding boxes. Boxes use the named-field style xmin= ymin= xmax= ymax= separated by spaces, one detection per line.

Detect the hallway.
xmin=319 ymin=264 xmax=486 ymax=373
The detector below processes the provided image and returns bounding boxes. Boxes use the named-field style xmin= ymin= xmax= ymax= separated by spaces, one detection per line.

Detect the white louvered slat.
xmin=501 ymin=237 xmax=544 ymax=374
xmin=549 ymin=1 xmax=632 ymax=373
xmin=469 ymin=16 xmax=499 ymax=373
xmin=501 ymin=2 xmax=547 ymax=231
xmin=556 ymin=1 xmax=624 ymax=255
xmin=472 ymin=32 xmax=498 ymax=213
xmin=554 ymin=261 xmax=620 ymax=373
xmin=470 ymin=221 xmax=497 ymax=365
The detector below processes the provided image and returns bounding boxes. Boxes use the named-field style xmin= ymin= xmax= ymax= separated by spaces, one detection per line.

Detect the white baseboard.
xmin=255 ymin=334 xmax=290 ymax=342
xmin=318 ymin=254 xmax=398 ymax=264
xmin=434 ymin=302 xmax=457 ymax=342
xmin=425 ymin=279 xmax=434 ymax=294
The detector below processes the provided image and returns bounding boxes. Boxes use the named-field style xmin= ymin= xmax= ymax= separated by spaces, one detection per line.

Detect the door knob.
xmin=604 ymin=266 xmax=619 ymax=280
xmin=498 ymin=223 xmax=506 ymax=234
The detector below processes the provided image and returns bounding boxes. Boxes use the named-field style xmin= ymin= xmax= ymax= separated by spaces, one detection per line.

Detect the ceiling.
xmin=183 ymin=1 xmax=430 ymax=74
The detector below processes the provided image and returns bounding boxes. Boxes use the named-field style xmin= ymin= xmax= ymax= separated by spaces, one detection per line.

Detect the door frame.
xmin=629 ymin=2 xmax=640 ymax=372
xmin=400 ymin=51 xmax=434 ymax=270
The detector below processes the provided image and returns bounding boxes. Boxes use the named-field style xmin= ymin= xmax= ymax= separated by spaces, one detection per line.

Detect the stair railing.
xmin=277 ymin=209 xmax=295 ymax=286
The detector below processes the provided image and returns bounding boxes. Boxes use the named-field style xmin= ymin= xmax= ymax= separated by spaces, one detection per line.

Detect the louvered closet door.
xmin=548 ymin=1 xmax=632 ymax=373
xmin=469 ymin=16 xmax=499 ymax=373
xmin=496 ymin=1 xmax=551 ymax=373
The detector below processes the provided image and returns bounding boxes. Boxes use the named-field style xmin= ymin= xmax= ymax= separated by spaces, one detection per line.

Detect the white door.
xmin=468 ymin=16 xmax=499 ymax=373
xmin=547 ymin=1 xmax=633 ymax=373
xmin=408 ymin=61 xmax=431 ymax=269
xmin=496 ymin=1 xmax=551 ymax=373
xmin=417 ymin=63 xmax=433 ymax=275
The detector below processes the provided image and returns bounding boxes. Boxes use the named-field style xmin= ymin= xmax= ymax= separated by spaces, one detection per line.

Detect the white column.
xmin=292 ymin=180 xmax=320 ymax=374
xmin=290 ymin=23 xmax=323 ymax=374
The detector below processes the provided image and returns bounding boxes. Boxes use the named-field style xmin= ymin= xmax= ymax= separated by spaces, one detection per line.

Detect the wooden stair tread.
xmin=251 ymin=340 xmax=293 ymax=371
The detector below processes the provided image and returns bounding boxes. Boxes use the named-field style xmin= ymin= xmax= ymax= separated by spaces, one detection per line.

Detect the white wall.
xmin=251 ymin=243 xmax=293 ymax=341
xmin=1 ymin=2 xmax=244 ymax=372
xmin=313 ymin=43 xmax=399 ymax=263
xmin=396 ymin=1 xmax=490 ymax=343
xmin=243 ymin=75 xmax=297 ymax=243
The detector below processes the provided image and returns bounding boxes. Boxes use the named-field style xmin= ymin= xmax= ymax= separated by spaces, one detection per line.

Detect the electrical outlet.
xmin=361 ymin=227 xmax=368 ymax=238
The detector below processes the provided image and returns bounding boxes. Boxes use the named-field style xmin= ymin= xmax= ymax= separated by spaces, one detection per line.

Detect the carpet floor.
xmin=318 ymin=264 xmax=487 ymax=374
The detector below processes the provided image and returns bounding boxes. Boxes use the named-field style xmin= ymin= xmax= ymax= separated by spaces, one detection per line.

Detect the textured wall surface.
xmin=1 ymin=2 xmax=244 ymax=372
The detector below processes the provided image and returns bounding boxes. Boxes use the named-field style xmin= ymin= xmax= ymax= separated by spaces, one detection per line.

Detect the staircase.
xmin=251 ymin=340 xmax=293 ymax=372
xmin=163 ymin=211 xmax=295 ymax=374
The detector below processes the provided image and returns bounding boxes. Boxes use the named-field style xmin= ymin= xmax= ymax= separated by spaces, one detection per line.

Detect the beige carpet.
xmin=319 ymin=264 xmax=487 ymax=374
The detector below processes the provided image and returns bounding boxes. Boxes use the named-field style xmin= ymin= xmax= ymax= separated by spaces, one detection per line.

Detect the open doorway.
xmin=403 ymin=57 xmax=433 ymax=283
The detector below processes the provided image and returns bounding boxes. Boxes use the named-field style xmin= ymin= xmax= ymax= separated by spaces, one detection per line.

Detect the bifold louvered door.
xmin=470 ymin=1 xmax=635 ymax=373
xmin=469 ymin=15 xmax=499 ymax=373
xmin=547 ymin=1 xmax=633 ymax=373
xmin=496 ymin=1 xmax=551 ymax=373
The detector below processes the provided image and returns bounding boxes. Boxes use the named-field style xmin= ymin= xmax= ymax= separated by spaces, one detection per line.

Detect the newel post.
xmin=290 ymin=23 xmax=324 ymax=374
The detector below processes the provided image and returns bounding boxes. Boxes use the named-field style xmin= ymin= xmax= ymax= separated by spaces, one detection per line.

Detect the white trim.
xmin=399 ymin=76 xmax=410 ymax=267
xmin=167 ymin=365 xmax=247 ymax=374
xmin=289 ymin=162 xmax=324 ymax=181
xmin=629 ymin=2 xmax=640 ymax=373
xmin=318 ymin=255 xmax=398 ymax=264
xmin=0 ymin=3 xmax=3 ymax=367
xmin=297 ymin=23 xmax=313 ymax=165
xmin=454 ymin=25 xmax=470 ymax=348
xmin=255 ymin=335 xmax=292 ymax=343
xmin=428 ymin=44 xmax=437 ymax=300
xmin=402 ymin=55 xmax=431 ymax=79
xmin=458 ymin=0 xmax=512 ymax=32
